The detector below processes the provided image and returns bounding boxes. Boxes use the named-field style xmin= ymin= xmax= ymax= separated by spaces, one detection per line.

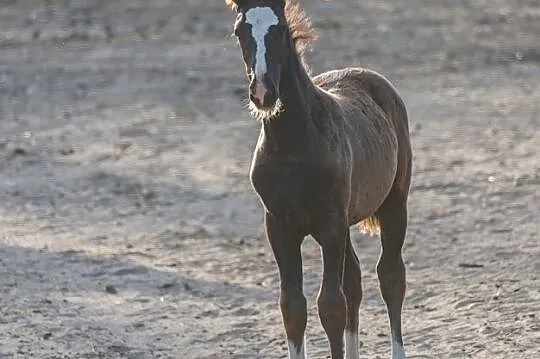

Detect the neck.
xmin=260 ymin=41 xmax=316 ymax=152
xmin=278 ymin=43 xmax=315 ymax=116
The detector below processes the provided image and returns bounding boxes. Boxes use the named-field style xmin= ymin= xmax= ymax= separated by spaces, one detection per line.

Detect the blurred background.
xmin=0 ymin=0 xmax=538 ymax=358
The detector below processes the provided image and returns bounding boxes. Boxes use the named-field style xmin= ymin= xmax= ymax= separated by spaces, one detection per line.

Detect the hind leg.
xmin=376 ymin=189 xmax=408 ymax=359
xmin=343 ymin=230 xmax=362 ymax=359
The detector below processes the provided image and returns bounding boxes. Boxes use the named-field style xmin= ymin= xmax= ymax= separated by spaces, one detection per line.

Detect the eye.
xmin=233 ymin=23 xmax=246 ymax=37
xmin=269 ymin=24 xmax=286 ymax=38
xmin=233 ymin=14 xmax=245 ymax=37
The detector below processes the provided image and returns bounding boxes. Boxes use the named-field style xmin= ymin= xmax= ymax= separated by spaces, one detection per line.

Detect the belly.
xmin=348 ymin=139 xmax=399 ymax=224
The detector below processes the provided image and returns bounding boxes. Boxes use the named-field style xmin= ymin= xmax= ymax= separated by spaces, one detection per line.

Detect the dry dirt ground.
xmin=0 ymin=0 xmax=539 ymax=358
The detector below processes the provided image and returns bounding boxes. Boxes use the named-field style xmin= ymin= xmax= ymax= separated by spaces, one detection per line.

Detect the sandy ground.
xmin=0 ymin=0 xmax=539 ymax=358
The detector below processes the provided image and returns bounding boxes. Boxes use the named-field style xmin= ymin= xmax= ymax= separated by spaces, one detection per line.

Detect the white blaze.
xmin=245 ymin=7 xmax=279 ymax=102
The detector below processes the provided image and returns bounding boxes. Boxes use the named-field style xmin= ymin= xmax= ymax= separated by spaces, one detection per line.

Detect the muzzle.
xmin=249 ymin=75 xmax=277 ymax=109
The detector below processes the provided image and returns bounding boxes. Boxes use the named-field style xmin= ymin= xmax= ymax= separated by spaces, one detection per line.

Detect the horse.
xmin=224 ymin=1 xmax=412 ymax=358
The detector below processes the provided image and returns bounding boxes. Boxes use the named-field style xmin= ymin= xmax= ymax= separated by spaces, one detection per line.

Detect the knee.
xmin=280 ymin=288 xmax=307 ymax=337
xmin=280 ymin=288 xmax=307 ymax=319
xmin=317 ymin=286 xmax=346 ymax=315
xmin=317 ymin=286 xmax=347 ymax=333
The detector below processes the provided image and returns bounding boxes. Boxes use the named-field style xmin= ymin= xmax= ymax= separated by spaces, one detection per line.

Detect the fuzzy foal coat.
xmin=250 ymin=67 xmax=411 ymax=236
xmin=228 ymin=1 xmax=412 ymax=357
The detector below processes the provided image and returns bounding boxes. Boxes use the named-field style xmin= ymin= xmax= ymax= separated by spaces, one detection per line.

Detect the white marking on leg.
xmin=245 ymin=6 xmax=279 ymax=99
xmin=345 ymin=330 xmax=359 ymax=359
xmin=287 ymin=340 xmax=306 ymax=359
xmin=391 ymin=336 xmax=406 ymax=359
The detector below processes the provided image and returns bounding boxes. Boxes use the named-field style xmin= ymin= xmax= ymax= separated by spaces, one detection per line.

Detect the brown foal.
xmin=225 ymin=1 xmax=412 ymax=358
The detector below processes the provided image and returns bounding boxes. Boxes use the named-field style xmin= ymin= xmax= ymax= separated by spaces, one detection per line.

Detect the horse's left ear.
xmin=272 ymin=0 xmax=286 ymax=8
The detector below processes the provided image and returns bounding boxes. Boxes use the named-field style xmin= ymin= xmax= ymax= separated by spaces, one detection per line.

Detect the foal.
xmin=225 ymin=1 xmax=412 ymax=358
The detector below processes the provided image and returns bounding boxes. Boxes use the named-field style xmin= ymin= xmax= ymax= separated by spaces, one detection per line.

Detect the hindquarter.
xmin=346 ymin=110 xmax=399 ymax=224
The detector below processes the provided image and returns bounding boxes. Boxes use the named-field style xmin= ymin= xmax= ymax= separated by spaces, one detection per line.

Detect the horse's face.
xmin=229 ymin=0 xmax=288 ymax=110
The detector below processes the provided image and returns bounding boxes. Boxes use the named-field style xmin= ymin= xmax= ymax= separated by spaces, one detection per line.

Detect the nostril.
xmin=264 ymin=88 xmax=275 ymax=102
xmin=250 ymin=93 xmax=261 ymax=106
xmin=249 ymin=80 xmax=257 ymax=92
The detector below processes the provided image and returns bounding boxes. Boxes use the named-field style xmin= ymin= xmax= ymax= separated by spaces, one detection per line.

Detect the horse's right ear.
xmin=225 ymin=0 xmax=240 ymax=11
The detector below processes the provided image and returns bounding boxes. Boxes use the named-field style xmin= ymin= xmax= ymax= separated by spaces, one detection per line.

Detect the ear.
xmin=225 ymin=0 xmax=240 ymax=11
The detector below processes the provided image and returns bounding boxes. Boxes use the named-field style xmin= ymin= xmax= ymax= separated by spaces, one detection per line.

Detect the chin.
xmin=256 ymin=102 xmax=276 ymax=111
xmin=248 ymin=99 xmax=282 ymax=121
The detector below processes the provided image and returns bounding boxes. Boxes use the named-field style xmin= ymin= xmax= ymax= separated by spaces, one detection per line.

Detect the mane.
xmin=284 ymin=0 xmax=317 ymax=58
xmin=225 ymin=0 xmax=317 ymax=59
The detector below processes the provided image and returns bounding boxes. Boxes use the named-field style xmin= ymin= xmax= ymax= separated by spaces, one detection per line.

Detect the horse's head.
xmin=226 ymin=0 xmax=289 ymax=111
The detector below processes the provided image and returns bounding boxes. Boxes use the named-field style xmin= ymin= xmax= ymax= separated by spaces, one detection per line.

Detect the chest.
xmin=249 ymin=152 xmax=349 ymax=228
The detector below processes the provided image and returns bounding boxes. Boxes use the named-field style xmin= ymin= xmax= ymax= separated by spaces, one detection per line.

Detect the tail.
xmin=359 ymin=216 xmax=380 ymax=236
